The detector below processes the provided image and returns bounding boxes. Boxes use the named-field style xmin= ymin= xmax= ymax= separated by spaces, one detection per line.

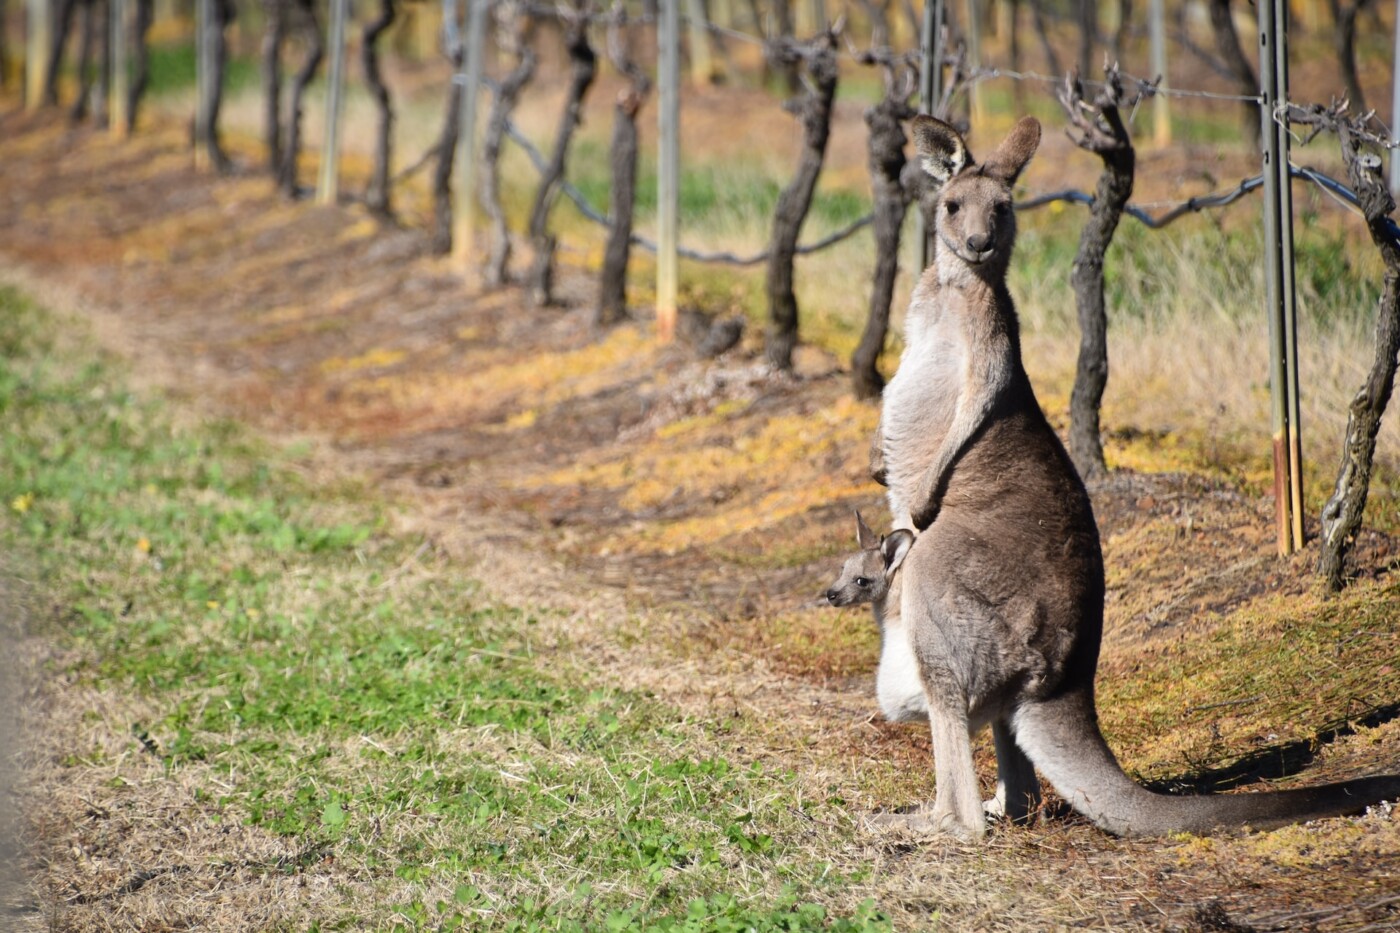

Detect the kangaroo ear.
xmin=911 ymin=115 xmax=971 ymax=183
xmin=882 ymin=529 xmax=915 ymax=577
xmin=983 ymin=116 xmax=1041 ymax=185
xmin=855 ymin=511 xmax=879 ymax=551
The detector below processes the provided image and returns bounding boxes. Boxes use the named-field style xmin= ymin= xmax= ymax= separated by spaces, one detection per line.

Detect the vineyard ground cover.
xmin=2 ymin=104 xmax=1400 ymax=929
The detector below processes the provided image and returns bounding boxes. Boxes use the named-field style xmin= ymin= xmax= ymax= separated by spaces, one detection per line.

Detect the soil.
xmin=3 ymin=106 xmax=1399 ymax=932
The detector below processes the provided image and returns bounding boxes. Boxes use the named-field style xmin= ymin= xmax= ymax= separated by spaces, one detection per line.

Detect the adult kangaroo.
xmin=863 ymin=114 xmax=1400 ymax=838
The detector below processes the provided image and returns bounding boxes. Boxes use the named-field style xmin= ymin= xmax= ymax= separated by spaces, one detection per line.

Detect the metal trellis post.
xmin=1390 ymin=0 xmax=1400 ymax=193
xmin=451 ymin=0 xmax=489 ymax=265
xmin=657 ymin=0 xmax=680 ymax=343
xmin=317 ymin=0 xmax=351 ymax=204
xmin=1258 ymin=0 xmax=1304 ymax=555
xmin=1150 ymin=0 xmax=1170 ymax=146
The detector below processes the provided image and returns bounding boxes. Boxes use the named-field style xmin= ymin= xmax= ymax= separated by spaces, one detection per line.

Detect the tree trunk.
xmin=126 ymin=0 xmax=154 ymax=132
xmin=261 ymin=0 xmax=285 ymax=173
xmin=45 ymin=0 xmax=81 ymax=105
xmin=851 ymin=80 xmax=911 ymax=399
xmin=1007 ymin=0 xmax=1026 ymax=109
xmin=431 ymin=45 xmax=464 ymax=256
xmin=279 ymin=0 xmax=321 ymax=195
xmin=69 ymin=0 xmax=95 ymax=120
xmin=1061 ymin=71 xmax=1135 ymax=480
xmin=93 ymin=0 xmax=110 ymax=128
xmin=768 ymin=0 xmax=799 ymax=92
xmin=1076 ymin=0 xmax=1095 ymax=77
xmin=526 ymin=14 xmax=596 ymax=307
xmin=481 ymin=46 xmax=536 ymax=285
xmin=0 ymin=0 xmax=7 ymax=89
xmin=1328 ymin=0 xmax=1373 ymax=114
xmin=1206 ymin=0 xmax=1259 ymax=145
xmin=598 ymin=11 xmax=650 ymax=325
xmin=362 ymin=0 xmax=397 ymax=215
xmin=1318 ymin=133 xmax=1400 ymax=590
xmin=763 ymin=30 xmax=839 ymax=372
xmin=1027 ymin=0 xmax=1061 ymax=76
xmin=1110 ymin=0 xmax=1131 ymax=64
xmin=196 ymin=0 xmax=235 ymax=173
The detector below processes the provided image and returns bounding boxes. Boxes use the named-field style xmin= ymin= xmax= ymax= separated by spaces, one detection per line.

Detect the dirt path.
xmin=5 ymin=109 xmax=1400 ymax=930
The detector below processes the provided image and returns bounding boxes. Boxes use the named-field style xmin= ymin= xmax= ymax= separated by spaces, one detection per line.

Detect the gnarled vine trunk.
xmin=526 ymin=11 xmax=596 ymax=307
xmin=1060 ymin=68 xmax=1135 ymax=480
xmin=597 ymin=8 xmax=650 ymax=325
xmin=481 ymin=43 xmax=536 ymax=285
xmin=278 ymin=0 xmax=321 ymax=195
xmin=1206 ymin=0 xmax=1259 ymax=146
xmin=362 ymin=0 xmax=397 ymax=215
xmin=199 ymin=0 xmax=236 ymax=173
xmin=850 ymin=56 xmax=914 ymax=399
xmin=126 ymin=0 xmax=154 ymax=132
xmin=763 ymin=27 xmax=839 ymax=372
xmin=1318 ymin=135 xmax=1400 ymax=590
xmin=261 ymin=0 xmax=286 ymax=173
xmin=430 ymin=43 xmax=463 ymax=255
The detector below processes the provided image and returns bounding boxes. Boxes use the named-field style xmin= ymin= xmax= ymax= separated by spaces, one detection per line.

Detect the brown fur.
xmin=859 ymin=115 xmax=1400 ymax=839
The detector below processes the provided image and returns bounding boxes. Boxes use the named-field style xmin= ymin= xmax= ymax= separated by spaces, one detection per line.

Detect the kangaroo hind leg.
xmin=917 ymin=698 xmax=986 ymax=838
xmin=987 ymin=718 xmax=1040 ymax=824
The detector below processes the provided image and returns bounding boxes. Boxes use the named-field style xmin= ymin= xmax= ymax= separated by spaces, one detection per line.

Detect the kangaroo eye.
xmin=995 ymin=201 xmax=1011 ymax=215
xmin=945 ymin=201 xmax=961 ymax=215
xmin=855 ymin=577 xmax=872 ymax=588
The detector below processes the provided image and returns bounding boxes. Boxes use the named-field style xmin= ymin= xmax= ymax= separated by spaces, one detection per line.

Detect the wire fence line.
xmin=478 ymin=67 xmax=1397 ymax=267
xmin=438 ymin=6 xmax=1400 ymax=271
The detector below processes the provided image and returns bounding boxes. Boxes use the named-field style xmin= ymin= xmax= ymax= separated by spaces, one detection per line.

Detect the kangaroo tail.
xmin=1012 ymin=687 xmax=1400 ymax=837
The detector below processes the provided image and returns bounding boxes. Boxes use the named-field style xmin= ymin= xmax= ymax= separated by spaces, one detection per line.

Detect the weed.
xmin=1 ymin=284 xmax=889 ymax=927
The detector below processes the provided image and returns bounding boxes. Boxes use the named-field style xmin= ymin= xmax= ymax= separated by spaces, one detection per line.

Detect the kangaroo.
xmin=823 ymin=512 xmax=926 ymax=725
xmin=825 ymin=513 xmax=1041 ymax=823
xmin=858 ymin=114 xmax=1400 ymax=839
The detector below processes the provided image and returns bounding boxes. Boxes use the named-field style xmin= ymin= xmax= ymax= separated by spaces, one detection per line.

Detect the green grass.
xmin=567 ymin=139 xmax=871 ymax=236
xmin=0 ymin=283 xmax=891 ymax=931
xmin=147 ymin=41 xmax=260 ymax=97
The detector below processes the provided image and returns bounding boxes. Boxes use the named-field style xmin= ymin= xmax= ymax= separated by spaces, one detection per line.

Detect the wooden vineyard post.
xmin=683 ymin=0 xmax=711 ymax=85
xmin=26 ymin=0 xmax=51 ymax=110
xmin=1258 ymin=0 xmax=1304 ymax=555
xmin=657 ymin=0 xmax=679 ymax=343
xmin=109 ymin=0 xmax=129 ymax=137
xmin=194 ymin=0 xmax=211 ymax=169
xmin=316 ymin=0 xmax=350 ymax=204
xmin=451 ymin=0 xmax=488 ymax=266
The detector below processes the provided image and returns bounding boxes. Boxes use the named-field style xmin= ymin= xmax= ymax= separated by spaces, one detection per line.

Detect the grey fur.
xmin=855 ymin=116 xmax=1400 ymax=838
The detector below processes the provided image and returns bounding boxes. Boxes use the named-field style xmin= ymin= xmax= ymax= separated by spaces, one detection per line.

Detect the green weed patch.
xmin=0 ymin=284 xmax=890 ymax=931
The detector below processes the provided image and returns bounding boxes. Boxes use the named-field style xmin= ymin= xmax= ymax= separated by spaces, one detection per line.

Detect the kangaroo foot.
xmin=864 ymin=806 xmax=981 ymax=839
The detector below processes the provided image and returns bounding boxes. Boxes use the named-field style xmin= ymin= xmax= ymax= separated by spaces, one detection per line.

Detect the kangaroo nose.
xmin=966 ymin=233 xmax=991 ymax=252
xmin=825 ymin=589 xmax=838 ymax=603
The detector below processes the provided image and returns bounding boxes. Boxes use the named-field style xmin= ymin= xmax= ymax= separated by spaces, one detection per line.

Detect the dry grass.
xmin=4 ymin=87 xmax=1400 ymax=931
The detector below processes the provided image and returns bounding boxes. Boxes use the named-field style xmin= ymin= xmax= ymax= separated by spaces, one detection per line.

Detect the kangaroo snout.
xmin=966 ymin=232 xmax=991 ymax=253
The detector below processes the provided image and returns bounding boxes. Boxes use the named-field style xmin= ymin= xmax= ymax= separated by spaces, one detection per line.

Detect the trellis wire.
xmin=486 ymin=86 xmax=1395 ymax=265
